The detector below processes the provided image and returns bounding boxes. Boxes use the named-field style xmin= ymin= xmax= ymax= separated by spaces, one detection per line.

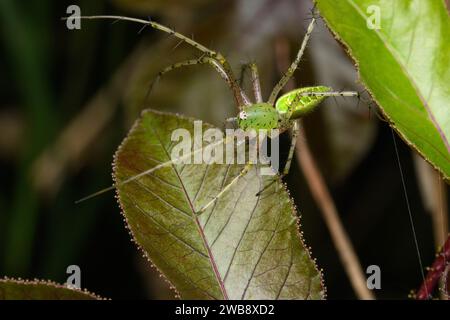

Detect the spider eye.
xmin=239 ymin=111 xmax=248 ymax=120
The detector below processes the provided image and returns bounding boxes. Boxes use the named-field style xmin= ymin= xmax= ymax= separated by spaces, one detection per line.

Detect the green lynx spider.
xmin=71 ymin=15 xmax=358 ymax=212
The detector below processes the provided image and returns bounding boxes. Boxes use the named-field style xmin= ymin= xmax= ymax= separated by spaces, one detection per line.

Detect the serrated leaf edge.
xmin=0 ymin=277 xmax=106 ymax=300
xmin=112 ymin=108 xmax=326 ymax=300
xmin=314 ymin=0 xmax=450 ymax=182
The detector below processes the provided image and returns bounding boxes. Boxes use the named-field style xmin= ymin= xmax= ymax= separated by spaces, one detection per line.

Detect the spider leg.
xmin=145 ymin=57 xmax=251 ymax=107
xmin=76 ymin=134 xmax=238 ymax=204
xmin=286 ymin=90 xmax=359 ymax=119
xmin=238 ymin=62 xmax=250 ymax=88
xmin=283 ymin=120 xmax=300 ymax=176
xmin=66 ymin=15 xmax=249 ymax=108
xmin=249 ymin=63 xmax=263 ymax=103
xmin=268 ymin=17 xmax=316 ymax=104
xmin=196 ymin=162 xmax=253 ymax=215
xmin=255 ymin=120 xmax=300 ymax=196
xmin=69 ymin=16 xmax=215 ymax=57
xmin=238 ymin=62 xmax=263 ymax=103
xmin=300 ymin=90 xmax=359 ymax=98
xmin=145 ymin=58 xmax=203 ymax=103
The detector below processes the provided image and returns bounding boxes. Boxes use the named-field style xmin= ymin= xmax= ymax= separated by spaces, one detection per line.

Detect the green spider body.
xmin=237 ymin=86 xmax=331 ymax=131
xmin=275 ymin=86 xmax=330 ymax=119
xmin=237 ymin=103 xmax=280 ymax=130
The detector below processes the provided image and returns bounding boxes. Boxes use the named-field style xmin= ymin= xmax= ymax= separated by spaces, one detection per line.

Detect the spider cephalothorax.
xmin=237 ymin=103 xmax=280 ymax=130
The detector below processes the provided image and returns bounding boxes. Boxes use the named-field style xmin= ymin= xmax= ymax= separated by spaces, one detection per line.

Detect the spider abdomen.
xmin=275 ymin=86 xmax=331 ymax=119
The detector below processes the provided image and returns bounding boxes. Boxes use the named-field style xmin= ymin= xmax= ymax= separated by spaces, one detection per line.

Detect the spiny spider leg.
xmin=300 ymin=91 xmax=359 ymax=97
xmin=76 ymin=134 xmax=241 ymax=203
xmin=238 ymin=63 xmax=250 ymax=88
xmin=268 ymin=17 xmax=316 ymax=104
xmin=249 ymin=63 xmax=263 ymax=103
xmin=356 ymin=90 xmax=389 ymax=123
xmin=146 ymin=57 xmax=251 ymax=106
xmin=255 ymin=120 xmax=300 ymax=196
xmin=65 ymin=15 xmax=249 ymax=108
xmin=145 ymin=59 xmax=203 ymax=103
xmin=68 ymin=15 xmax=215 ymax=54
xmin=287 ymin=90 xmax=359 ymax=110
xmin=196 ymin=162 xmax=253 ymax=215
xmin=238 ymin=62 xmax=263 ymax=103
xmin=283 ymin=120 xmax=300 ymax=176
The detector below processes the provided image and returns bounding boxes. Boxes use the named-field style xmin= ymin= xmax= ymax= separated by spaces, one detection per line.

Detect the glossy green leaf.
xmin=315 ymin=0 xmax=450 ymax=179
xmin=113 ymin=110 xmax=324 ymax=299
xmin=0 ymin=278 xmax=101 ymax=300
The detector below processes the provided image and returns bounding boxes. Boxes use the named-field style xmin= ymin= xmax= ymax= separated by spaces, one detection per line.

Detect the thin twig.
xmin=416 ymin=235 xmax=450 ymax=299
xmin=295 ymin=127 xmax=375 ymax=300
xmin=412 ymin=153 xmax=449 ymax=248
xmin=412 ymin=153 xmax=449 ymax=299
xmin=274 ymin=37 xmax=375 ymax=299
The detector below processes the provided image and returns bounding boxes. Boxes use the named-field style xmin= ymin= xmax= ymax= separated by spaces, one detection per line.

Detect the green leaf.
xmin=315 ymin=0 xmax=450 ymax=179
xmin=0 ymin=278 xmax=101 ymax=300
xmin=113 ymin=110 xmax=324 ymax=299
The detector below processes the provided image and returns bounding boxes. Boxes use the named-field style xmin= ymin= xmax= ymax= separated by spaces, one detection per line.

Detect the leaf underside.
xmin=0 ymin=278 xmax=100 ymax=300
xmin=113 ymin=110 xmax=324 ymax=300
xmin=316 ymin=0 xmax=450 ymax=179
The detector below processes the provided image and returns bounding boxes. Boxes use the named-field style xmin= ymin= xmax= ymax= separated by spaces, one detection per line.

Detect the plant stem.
xmin=416 ymin=234 xmax=450 ymax=300
xmin=274 ymin=36 xmax=375 ymax=300
xmin=412 ymin=153 xmax=448 ymax=249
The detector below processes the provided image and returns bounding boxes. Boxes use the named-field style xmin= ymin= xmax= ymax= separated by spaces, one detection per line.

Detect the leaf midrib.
xmin=150 ymin=123 xmax=229 ymax=300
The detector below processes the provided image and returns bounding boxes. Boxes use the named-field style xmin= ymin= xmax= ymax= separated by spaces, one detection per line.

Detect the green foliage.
xmin=113 ymin=110 xmax=325 ymax=299
xmin=315 ymin=0 xmax=450 ymax=179
xmin=2 ymin=0 xmax=446 ymax=300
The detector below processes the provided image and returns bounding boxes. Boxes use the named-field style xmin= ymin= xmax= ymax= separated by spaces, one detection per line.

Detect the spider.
xmin=70 ymin=14 xmax=359 ymax=212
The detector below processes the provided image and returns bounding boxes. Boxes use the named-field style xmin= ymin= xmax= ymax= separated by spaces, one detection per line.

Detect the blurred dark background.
xmin=0 ymin=0 xmax=448 ymax=299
